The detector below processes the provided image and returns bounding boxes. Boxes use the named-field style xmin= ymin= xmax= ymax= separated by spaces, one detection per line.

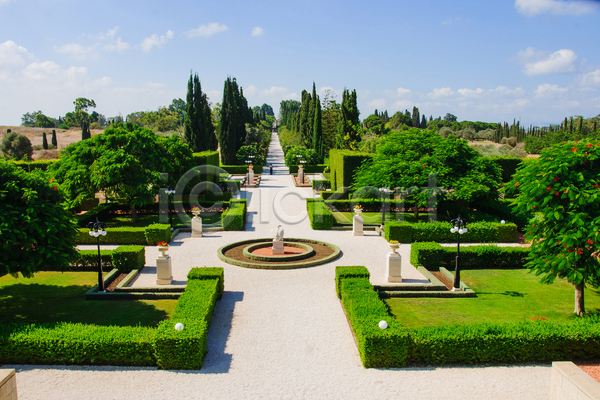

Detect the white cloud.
xmin=515 ymin=0 xmax=599 ymax=16
xmin=522 ymin=48 xmax=577 ymax=76
xmin=392 ymin=99 xmax=414 ymax=109
xmin=103 ymin=37 xmax=130 ymax=52
xmin=535 ymin=83 xmax=568 ymax=98
xmin=0 ymin=40 xmax=34 ymax=72
xmin=244 ymin=85 xmax=258 ymax=96
xmin=185 ymin=23 xmax=228 ymax=38
xmin=457 ymin=88 xmax=485 ymax=98
xmin=396 ymin=87 xmax=411 ymax=97
xmin=54 ymin=43 xmax=98 ymax=61
xmin=141 ymin=30 xmax=174 ymax=52
xmin=514 ymin=46 xmax=547 ymax=64
xmin=367 ymin=98 xmax=386 ymax=109
xmin=251 ymin=27 xmax=264 ymax=37
xmin=581 ymin=69 xmax=600 ymax=86
xmin=428 ymin=87 xmax=455 ymax=99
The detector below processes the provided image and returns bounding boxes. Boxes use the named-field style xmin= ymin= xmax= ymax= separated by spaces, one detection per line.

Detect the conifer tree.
xmin=421 ymin=115 xmax=427 ymax=129
xmin=412 ymin=106 xmax=420 ymax=128
xmin=42 ymin=131 xmax=48 ymax=150
xmin=184 ymin=73 xmax=196 ymax=148
xmin=312 ymin=95 xmax=323 ymax=161
xmin=184 ymin=73 xmax=217 ymax=152
xmin=299 ymin=90 xmax=312 ymax=147
xmin=51 ymin=130 xmax=57 ymax=147
xmin=218 ymin=77 xmax=237 ymax=164
xmin=337 ymin=88 xmax=361 ymax=149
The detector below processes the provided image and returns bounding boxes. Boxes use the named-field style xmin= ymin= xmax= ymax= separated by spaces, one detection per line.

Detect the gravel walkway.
xmin=6 ymin=133 xmax=551 ymax=399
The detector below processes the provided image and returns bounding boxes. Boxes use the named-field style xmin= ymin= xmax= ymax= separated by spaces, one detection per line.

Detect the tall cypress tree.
xmin=299 ymin=90 xmax=312 ymax=147
xmin=308 ymin=82 xmax=317 ymax=147
xmin=218 ymin=78 xmax=236 ymax=164
xmin=421 ymin=115 xmax=427 ymax=129
xmin=412 ymin=106 xmax=420 ymax=128
xmin=184 ymin=73 xmax=196 ymax=149
xmin=51 ymin=130 xmax=57 ymax=148
xmin=337 ymin=88 xmax=361 ymax=149
xmin=42 ymin=131 xmax=48 ymax=150
xmin=312 ymin=95 xmax=323 ymax=161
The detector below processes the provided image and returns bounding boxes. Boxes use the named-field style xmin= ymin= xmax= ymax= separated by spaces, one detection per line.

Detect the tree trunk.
xmin=574 ymin=282 xmax=585 ymax=316
xmin=131 ymin=203 xmax=138 ymax=222
xmin=413 ymin=204 xmax=419 ymax=220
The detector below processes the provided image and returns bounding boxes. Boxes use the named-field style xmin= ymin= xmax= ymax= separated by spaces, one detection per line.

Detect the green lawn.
xmin=0 ymin=272 xmax=177 ymax=327
xmin=332 ymin=211 xmax=436 ymax=225
xmin=386 ymin=269 xmax=600 ymax=328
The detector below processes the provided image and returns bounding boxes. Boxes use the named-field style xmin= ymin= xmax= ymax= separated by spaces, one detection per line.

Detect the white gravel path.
xmin=5 ymin=133 xmax=552 ymax=399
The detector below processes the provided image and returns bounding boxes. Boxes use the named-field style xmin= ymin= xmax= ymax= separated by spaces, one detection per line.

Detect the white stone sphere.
xmin=501 ymin=220 xmax=506 ymax=224
xmin=175 ymin=323 xmax=184 ymax=331
xmin=379 ymin=320 xmax=388 ymax=330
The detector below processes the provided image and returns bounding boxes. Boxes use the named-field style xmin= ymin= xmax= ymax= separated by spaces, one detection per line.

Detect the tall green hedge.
xmin=76 ymin=224 xmax=172 ymax=245
xmin=192 ymin=151 xmax=219 ymax=167
xmin=222 ymin=199 xmax=246 ymax=231
xmin=410 ymin=242 xmax=529 ymax=271
xmin=486 ymin=156 xmax=523 ymax=183
xmin=144 ymin=224 xmax=171 ymax=245
xmin=306 ymin=199 xmax=334 ymax=230
xmin=220 ymin=164 xmax=265 ymax=175
xmin=384 ymin=221 xmax=518 ymax=243
xmin=328 ymin=149 xmax=372 ymax=191
xmin=111 ymin=245 xmax=145 ymax=272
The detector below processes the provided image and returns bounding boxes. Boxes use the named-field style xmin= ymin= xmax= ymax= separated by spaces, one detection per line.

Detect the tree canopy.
xmin=512 ymin=139 xmax=600 ymax=315
xmin=0 ymin=161 xmax=77 ymax=277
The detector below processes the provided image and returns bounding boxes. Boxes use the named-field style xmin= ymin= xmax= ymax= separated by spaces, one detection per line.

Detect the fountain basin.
xmin=243 ymin=242 xmax=315 ymax=261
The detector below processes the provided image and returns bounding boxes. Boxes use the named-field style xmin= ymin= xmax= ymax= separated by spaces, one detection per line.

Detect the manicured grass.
xmin=332 ymin=211 xmax=436 ymax=225
xmin=0 ymin=272 xmax=177 ymax=327
xmin=386 ymin=269 xmax=600 ymax=328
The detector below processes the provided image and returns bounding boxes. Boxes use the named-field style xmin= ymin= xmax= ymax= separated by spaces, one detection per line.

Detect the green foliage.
xmin=71 ymin=249 xmax=114 ymax=271
xmin=218 ymin=77 xmax=249 ymax=164
xmin=9 ymin=159 xmax=57 ymax=172
xmin=410 ymin=242 xmax=529 ymax=271
xmin=284 ymin=145 xmax=320 ymax=167
xmin=1 ymin=132 xmax=33 ymax=160
xmin=337 ymin=89 xmax=361 ymax=150
xmin=191 ymin=151 xmax=220 ymax=166
xmin=306 ymin=199 xmax=334 ymax=230
xmin=222 ymin=199 xmax=246 ymax=231
xmin=111 ymin=245 xmax=145 ymax=273
xmin=75 ymin=227 xmax=147 ymax=244
xmin=154 ymin=268 xmax=223 ymax=369
xmin=75 ymin=202 xmax=116 ymax=227
xmin=407 ymin=316 xmax=600 ymax=365
xmin=144 ymin=224 xmax=171 ymax=245
xmin=184 ymin=73 xmax=217 ymax=152
xmin=336 ymin=269 xmax=410 ymax=368
xmin=236 ymin=144 xmax=266 ymax=166
xmin=487 ymin=156 xmax=524 ymax=182
xmin=42 ymin=131 xmax=49 ymax=149
xmin=328 ymin=149 xmax=373 ymax=191
xmin=384 ymin=221 xmax=518 ymax=243
xmin=289 ymin=164 xmax=328 ymax=174
xmin=335 ymin=265 xmax=370 ymax=298
xmin=0 ymin=323 xmax=156 ymax=366
xmin=312 ymin=179 xmax=331 ymax=191
xmin=512 ymin=139 xmax=600 ymax=314
xmin=353 ymin=129 xmax=501 ymax=210
xmin=0 ymin=161 xmax=77 ymax=277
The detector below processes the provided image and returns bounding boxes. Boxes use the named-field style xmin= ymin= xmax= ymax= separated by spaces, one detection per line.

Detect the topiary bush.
xmin=307 ymin=199 xmax=334 ymax=230
xmin=384 ymin=221 xmax=518 ymax=243
xmin=144 ymin=224 xmax=171 ymax=245
xmin=111 ymin=245 xmax=145 ymax=272
xmin=222 ymin=199 xmax=246 ymax=231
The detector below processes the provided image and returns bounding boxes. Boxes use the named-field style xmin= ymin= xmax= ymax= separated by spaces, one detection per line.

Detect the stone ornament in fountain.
xmin=386 ymin=241 xmax=402 ymax=282
xmin=156 ymin=242 xmax=172 ymax=285
xmin=272 ymin=224 xmax=284 ymax=255
xmin=191 ymin=207 xmax=202 ymax=238
xmin=353 ymin=206 xmax=363 ymax=236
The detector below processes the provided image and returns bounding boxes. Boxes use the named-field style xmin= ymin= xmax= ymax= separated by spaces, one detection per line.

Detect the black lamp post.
xmin=450 ymin=216 xmax=467 ymax=291
xmin=165 ymin=188 xmax=176 ymax=228
xmin=88 ymin=218 xmax=107 ymax=292
xmin=379 ymin=187 xmax=393 ymax=229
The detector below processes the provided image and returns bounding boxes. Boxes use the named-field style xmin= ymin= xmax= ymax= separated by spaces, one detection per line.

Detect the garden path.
xmin=10 ymin=133 xmax=551 ymax=400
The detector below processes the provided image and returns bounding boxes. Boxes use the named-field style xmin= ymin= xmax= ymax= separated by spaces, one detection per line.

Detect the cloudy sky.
xmin=0 ymin=0 xmax=599 ymax=127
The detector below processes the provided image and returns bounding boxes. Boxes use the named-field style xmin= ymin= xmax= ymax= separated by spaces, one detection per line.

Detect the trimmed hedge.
xmin=222 ymin=199 xmax=246 ymax=231
xmin=487 ymin=156 xmax=523 ymax=183
xmin=154 ymin=267 xmax=224 ymax=369
xmin=289 ymin=164 xmax=328 ymax=174
xmin=335 ymin=266 xmax=370 ymax=298
xmin=111 ymin=245 xmax=145 ymax=272
xmin=410 ymin=242 xmax=530 ymax=271
xmin=336 ymin=269 xmax=410 ymax=368
xmin=220 ymin=164 xmax=265 ymax=175
xmin=384 ymin=221 xmax=518 ymax=243
xmin=329 ymin=149 xmax=372 ymax=191
xmin=325 ymin=198 xmax=405 ymax=212
xmin=321 ymin=189 xmax=351 ymax=200
xmin=306 ymin=199 xmax=334 ymax=230
xmin=76 ymin=202 xmax=116 ymax=227
xmin=10 ymin=159 xmax=58 ymax=172
xmin=336 ymin=266 xmax=600 ymax=367
xmin=312 ymin=179 xmax=331 ymax=191
xmin=0 ymin=323 xmax=156 ymax=366
xmin=144 ymin=224 xmax=171 ymax=245
xmin=192 ymin=151 xmax=219 ymax=167
xmin=0 ymin=267 xmax=224 ymax=369
xmin=70 ymin=249 xmax=114 ymax=271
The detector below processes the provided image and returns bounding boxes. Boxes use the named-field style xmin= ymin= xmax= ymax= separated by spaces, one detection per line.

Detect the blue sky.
xmin=0 ymin=0 xmax=599 ymax=127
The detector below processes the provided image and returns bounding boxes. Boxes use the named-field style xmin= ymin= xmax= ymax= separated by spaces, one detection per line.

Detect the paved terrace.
xmin=7 ymin=133 xmax=551 ymax=400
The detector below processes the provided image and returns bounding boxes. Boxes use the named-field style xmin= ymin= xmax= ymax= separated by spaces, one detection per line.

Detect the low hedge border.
xmin=75 ymin=224 xmax=171 ymax=245
xmin=306 ymin=199 xmax=334 ymax=230
xmin=384 ymin=221 xmax=518 ymax=243
xmin=2 ymin=267 xmax=223 ymax=368
xmin=220 ymin=164 xmax=265 ymax=175
xmin=336 ymin=266 xmax=600 ymax=368
xmin=410 ymin=242 xmax=529 ymax=271
xmin=288 ymin=164 xmax=328 ymax=174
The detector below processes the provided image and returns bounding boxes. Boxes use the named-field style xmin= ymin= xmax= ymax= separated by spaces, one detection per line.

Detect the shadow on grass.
xmin=0 ymin=283 xmax=170 ymax=327
xmin=476 ymin=291 xmax=526 ymax=297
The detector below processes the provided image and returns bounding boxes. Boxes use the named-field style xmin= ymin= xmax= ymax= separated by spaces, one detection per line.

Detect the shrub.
xmin=0 ymin=323 xmax=156 ymax=366
xmin=222 ymin=200 xmax=246 ymax=231
xmin=385 ymin=221 xmax=518 ymax=243
xmin=335 ymin=266 xmax=370 ymax=298
xmin=75 ymin=227 xmax=147 ymax=244
xmin=410 ymin=242 xmax=529 ymax=271
xmin=144 ymin=224 xmax=171 ymax=245
xmin=307 ymin=199 xmax=334 ymax=230
xmin=507 ymin=136 xmax=517 ymax=147
xmin=312 ymin=179 xmax=331 ymax=191
xmin=191 ymin=150 xmax=219 ymax=167
xmin=75 ymin=202 xmax=116 ymax=227
xmin=329 ymin=149 xmax=373 ymax=191
xmin=10 ymin=159 xmax=58 ymax=172
xmin=111 ymin=245 xmax=145 ymax=272
xmin=487 ymin=156 xmax=523 ymax=183
xmin=289 ymin=164 xmax=328 ymax=174
xmin=70 ymin=249 xmax=114 ymax=271
xmin=1 ymin=132 xmax=33 ymax=160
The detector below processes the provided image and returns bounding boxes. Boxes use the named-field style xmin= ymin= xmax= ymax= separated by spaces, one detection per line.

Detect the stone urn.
xmin=192 ymin=209 xmax=201 ymax=218
xmin=389 ymin=243 xmax=400 ymax=253
xmin=354 ymin=207 xmax=363 ymax=214
xmin=158 ymin=246 xmax=169 ymax=258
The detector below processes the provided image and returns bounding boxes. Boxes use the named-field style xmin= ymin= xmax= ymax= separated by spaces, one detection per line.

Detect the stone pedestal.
xmin=156 ymin=250 xmax=172 ymax=285
xmin=272 ymin=239 xmax=284 ymax=255
xmin=386 ymin=247 xmax=402 ymax=282
xmin=353 ymin=211 xmax=363 ymax=236
xmin=191 ymin=216 xmax=202 ymax=237
xmin=298 ymin=166 xmax=305 ymax=185
xmin=248 ymin=167 xmax=254 ymax=187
